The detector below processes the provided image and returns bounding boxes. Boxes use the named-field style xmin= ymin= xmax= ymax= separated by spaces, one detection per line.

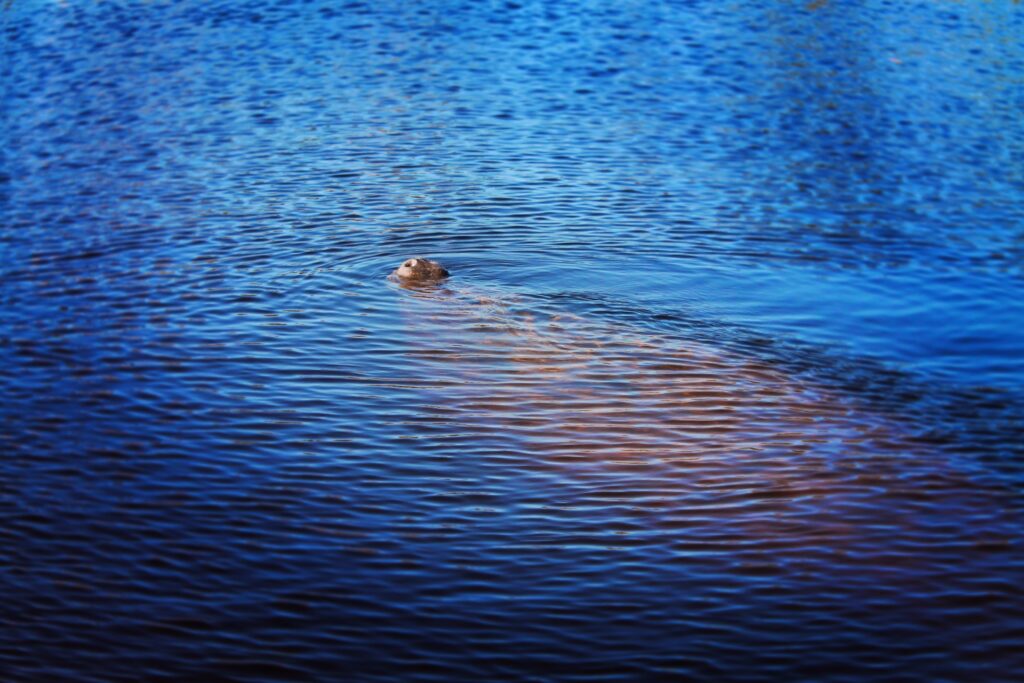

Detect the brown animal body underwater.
xmin=387 ymin=258 xmax=1006 ymax=607
xmin=392 ymin=258 xmax=450 ymax=285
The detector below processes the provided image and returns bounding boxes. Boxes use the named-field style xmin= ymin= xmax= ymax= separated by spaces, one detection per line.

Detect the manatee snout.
xmin=392 ymin=257 xmax=450 ymax=285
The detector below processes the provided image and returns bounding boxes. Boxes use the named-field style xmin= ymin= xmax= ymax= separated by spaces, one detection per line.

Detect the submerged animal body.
xmin=387 ymin=258 xmax=915 ymax=464
xmin=392 ymin=257 xmax=450 ymax=285
xmin=393 ymin=276 xmax=923 ymax=469
xmin=388 ymin=268 xmax=1000 ymax=600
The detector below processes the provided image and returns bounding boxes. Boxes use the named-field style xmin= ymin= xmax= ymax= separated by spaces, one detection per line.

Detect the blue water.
xmin=2 ymin=1 xmax=1023 ymax=681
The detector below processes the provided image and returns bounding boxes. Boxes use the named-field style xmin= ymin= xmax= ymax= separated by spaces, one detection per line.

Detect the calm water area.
xmin=2 ymin=1 xmax=1024 ymax=681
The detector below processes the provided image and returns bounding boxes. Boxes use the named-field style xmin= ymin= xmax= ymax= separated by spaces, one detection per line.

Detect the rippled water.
xmin=3 ymin=1 xmax=1024 ymax=681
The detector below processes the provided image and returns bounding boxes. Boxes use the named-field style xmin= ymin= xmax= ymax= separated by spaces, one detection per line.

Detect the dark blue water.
xmin=3 ymin=1 xmax=1023 ymax=681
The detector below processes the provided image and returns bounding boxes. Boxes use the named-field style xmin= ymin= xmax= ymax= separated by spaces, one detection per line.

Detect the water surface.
xmin=2 ymin=1 xmax=1023 ymax=681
